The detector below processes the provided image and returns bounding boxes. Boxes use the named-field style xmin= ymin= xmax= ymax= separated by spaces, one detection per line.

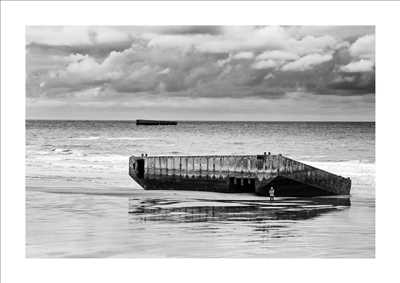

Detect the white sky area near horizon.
xmin=26 ymin=26 xmax=375 ymax=121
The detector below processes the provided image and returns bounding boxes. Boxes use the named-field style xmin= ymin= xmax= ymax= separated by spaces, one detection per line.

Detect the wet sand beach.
xmin=26 ymin=186 xmax=373 ymax=258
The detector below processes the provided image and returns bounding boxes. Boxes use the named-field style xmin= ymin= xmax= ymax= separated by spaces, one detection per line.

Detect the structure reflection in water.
xmin=128 ymin=196 xmax=351 ymax=223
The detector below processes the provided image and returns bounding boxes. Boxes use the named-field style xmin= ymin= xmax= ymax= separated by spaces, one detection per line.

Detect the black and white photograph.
xmin=25 ymin=25 xmax=375 ymax=258
xmin=4 ymin=1 xmax=400 ymax=283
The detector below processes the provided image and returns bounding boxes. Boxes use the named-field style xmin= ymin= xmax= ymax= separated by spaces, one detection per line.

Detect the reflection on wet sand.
xmin=128 ymin=196 xmax=351 ymax=223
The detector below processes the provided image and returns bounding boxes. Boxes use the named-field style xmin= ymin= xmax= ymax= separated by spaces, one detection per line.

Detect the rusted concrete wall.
xmin=276 ymin=156 xmax=351 ymax=195
xmin=129 ymin=154 xmax=351 ymax=196
xmin=144 ymin=155 xmax=261 ymax=178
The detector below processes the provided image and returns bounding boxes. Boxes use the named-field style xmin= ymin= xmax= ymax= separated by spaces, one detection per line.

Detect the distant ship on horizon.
xmin=136 ymin=119 xmax=178 ymax=126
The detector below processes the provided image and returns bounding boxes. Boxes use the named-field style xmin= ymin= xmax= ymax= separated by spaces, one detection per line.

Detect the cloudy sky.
xmin=26 ymin=26 xmax=375 ymax=121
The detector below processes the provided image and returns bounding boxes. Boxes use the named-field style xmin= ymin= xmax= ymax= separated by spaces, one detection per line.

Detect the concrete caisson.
xmin=129 ymin=154 xmax=351 ymax=197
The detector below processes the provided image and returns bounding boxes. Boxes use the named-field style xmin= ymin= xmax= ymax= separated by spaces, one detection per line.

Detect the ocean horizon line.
xmin=25 ymin=119 xmax=376 ymax=123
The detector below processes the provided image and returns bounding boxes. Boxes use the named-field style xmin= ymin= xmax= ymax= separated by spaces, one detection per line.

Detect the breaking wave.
xmin=72 ymin=136 xmax=165 ymax=141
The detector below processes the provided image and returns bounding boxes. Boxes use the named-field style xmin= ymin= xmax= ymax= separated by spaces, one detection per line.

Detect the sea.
xmin=26 ymin=120 xmax=375 ymax=258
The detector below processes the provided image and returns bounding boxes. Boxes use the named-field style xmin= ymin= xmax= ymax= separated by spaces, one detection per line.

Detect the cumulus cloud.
xmin=264 ymin=73 xmax=274 ymax=80
xmin=232 ymin=51 xmax=254 ymax=60
xmin=26 ymin=25 xmax=375 ymax=120
xmin=147 ymin=26 xmax=340 ymax=55
xmin=256 ymin=50 xmax=299 ymax=61
xmin=281 ymin=53 xmax=332 ymax=71
xmin=340 ymin=59 xmax=374 ymax=73
xmin=251 ymin=60 xmax=278 ymax=69
xmin=159 ymin=68 xmax=170 ymax=74
xmin=31 ymin=43 xmax=229 ymax=97
xmin=326 ymin=72 xmax=375 ymax=95
xmin=349 ymin=34 xmax=375 ymax=61
xmin=286 ymin=26 xmax=374 ymax=41
xmin=290 ymin=35 xmax=337 ymax=55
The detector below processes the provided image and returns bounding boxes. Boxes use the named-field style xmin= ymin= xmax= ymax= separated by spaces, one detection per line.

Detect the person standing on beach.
xmin=269 ymin=186 xmax=275 ymax=201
